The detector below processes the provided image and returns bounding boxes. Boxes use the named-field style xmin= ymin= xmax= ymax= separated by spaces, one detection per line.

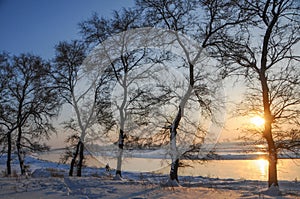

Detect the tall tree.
xmin=80 ymin=9 xmax=169 ymax=178
xmin=0 ymin=52 xmax=16 ymax=176
xmin=137 ymin=0 xmax=249 ymax=185
xmin=53 ymin=40 xmax=113 ymax=176
xmin=1 ymin=54 xmax=60 ymax=175
xmin=53 ymin=40 xmax=86 ymax=176
xmin=215 ymin=0 xmax=300 ymax=189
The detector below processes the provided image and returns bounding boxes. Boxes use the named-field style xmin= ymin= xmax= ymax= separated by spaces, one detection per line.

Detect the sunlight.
xmin=255 ymin=158 xmax=268 ymax=177
xmin=250 ymin=116 xmax=265 ymax=127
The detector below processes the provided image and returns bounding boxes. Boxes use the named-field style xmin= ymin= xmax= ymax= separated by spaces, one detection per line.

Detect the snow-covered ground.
xmin=0 ymin=155 xmax=299 ymax=198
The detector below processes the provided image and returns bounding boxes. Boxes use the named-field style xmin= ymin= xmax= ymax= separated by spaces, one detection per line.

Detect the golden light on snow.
xmin=250 ymin=116 xmax=265 ymax=127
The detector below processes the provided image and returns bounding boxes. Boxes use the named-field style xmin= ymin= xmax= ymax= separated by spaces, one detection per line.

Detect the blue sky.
xmin=0 ymin=0 xmax=134 ymax=59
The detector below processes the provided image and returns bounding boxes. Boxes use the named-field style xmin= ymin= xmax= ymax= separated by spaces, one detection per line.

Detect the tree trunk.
xmin=268 ymin=147 xmax=278 ymax=187
xmin=6 ymin=131 xmax=12 ymax=176
xmin=16 ymin=145 xmax=25 ymax=175
xmin=69 ymin=140 xmax=80 ymax=176
xmin=170 ymin=159 xmax=179 ymax=182
xmin=16 ymin=127 xmax=25 ymax=175
xmin=260 ymin=70 xmax=278 ymax=187
xmin=115 ymin=73 xmax=127 ymax=179
xmin=168 ymin=73 xmax=193 ymax=183
xmin=116 ymin=129 xmax=124 ymax=178
xmin=259 ymin=5 xmax=280 ymax=187
xmin=265 ymin=122 xmax=278 ymax=187
xmin=169 ymin=107 xmax=182 ymax=182
xmin=77 ymin=141 xmax=84 ymax=177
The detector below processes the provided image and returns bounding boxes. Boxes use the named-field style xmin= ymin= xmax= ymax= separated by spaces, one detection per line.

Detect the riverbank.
xmin=0 ymin=155 xmax=299 ymax=198
xmin=37 ymin=148 xmax=300 ymax=181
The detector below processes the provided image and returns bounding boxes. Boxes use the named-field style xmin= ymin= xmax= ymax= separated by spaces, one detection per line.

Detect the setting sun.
xmin=250 ymin=116 xmax=265 ymax=127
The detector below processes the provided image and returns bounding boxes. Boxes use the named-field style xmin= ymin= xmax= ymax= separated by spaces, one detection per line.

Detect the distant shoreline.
xmin=39 ymin=148 xmax=300 ymax=162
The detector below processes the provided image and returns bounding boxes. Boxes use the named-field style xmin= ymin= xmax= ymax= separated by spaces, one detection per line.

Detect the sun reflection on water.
xmin=255 ymin=158 xmax=268 ymax=177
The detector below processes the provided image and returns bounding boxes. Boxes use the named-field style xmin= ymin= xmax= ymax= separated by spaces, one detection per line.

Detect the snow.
xmin=262 ymin=184 xmax=282 ymax=197
xmin=162 ymin=178 xmax=181 ymax=187
xmin=0 ymin=155 xmax=299 ymax=198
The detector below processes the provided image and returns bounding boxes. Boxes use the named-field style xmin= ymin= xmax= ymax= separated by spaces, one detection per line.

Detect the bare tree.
xmin=137 ymin=0 xmax=248 ymax=185
xmin=54 ymin=40 xmax=87 ymax=176
xmin=52 ymin=40 xmax=84 ymax=176
xmin=53 ymin=40 xmax=113 ymax=176
xmin=215 ymin=0 xmax=300 ymax=189
xmin=0 ymin=53 xmax=60 ymax=175
xmin=0 ymin=52 xmax=16 ymax=176
xmin=80 ymin=9 xmax=171 ymax=179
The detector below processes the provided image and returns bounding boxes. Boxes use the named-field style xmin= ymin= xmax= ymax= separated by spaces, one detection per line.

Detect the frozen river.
xmin=39 ymin=148 xmax=300 ymax=181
